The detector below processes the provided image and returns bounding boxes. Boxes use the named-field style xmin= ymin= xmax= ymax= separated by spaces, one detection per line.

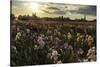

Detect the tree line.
xmin=11 ymin=13 xmax=96 ymax=22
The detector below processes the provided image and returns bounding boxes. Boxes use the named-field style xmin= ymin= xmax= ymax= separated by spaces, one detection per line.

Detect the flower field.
xmin=11 ymin=20 xmax=96 ymax=66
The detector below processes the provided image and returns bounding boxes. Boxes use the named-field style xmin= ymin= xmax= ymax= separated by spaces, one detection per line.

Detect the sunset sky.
xmin=11 ymin=0 xmax=96 ymax=20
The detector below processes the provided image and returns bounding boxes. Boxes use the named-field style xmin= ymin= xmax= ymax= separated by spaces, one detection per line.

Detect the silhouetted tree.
xmin=32 ymin=13 xmax=38 ymax=20
xmin=11 ymin=14 xmax=16 ymax=20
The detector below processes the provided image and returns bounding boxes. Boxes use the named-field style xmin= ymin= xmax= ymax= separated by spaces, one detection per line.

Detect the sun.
xmin=30 ymin=2 xmax=39 ymax=12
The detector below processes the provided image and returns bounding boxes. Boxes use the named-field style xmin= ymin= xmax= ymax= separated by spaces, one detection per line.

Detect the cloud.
xmin=39 ymin=2 xmax=67 ymax=15
xmin=40 ymin=3 xmax=96 ymax=16
xmin=47 ymin=7 xmax=60 ymax=10
xmin=41 ymin=8 xmax=66 ymax=15
xmin=40 ymin=9 xmax=51 ymax=14
xmin=52 ymin=10 xmax=66 ymax=15
xmin=78 ymin=6 xmax=96 ymax=16
xmin=66 ymin=6 xmax=96 ymax=16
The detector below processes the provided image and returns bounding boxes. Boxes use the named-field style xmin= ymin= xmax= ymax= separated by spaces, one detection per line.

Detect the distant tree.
xmin=18 ymin=15 xmax=29 ymax=20
xmin=92 ymin=19 xmax=96 ymax=22
xmin=11 ymin=14 xmax=16 ymax=20
xmin=17 ymin=13 xmax=39 ymax=20
xmin=32 ymin=13 xmax=38 ymax=20
xmin=18 ymin=15 xmax=23 ymax=20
